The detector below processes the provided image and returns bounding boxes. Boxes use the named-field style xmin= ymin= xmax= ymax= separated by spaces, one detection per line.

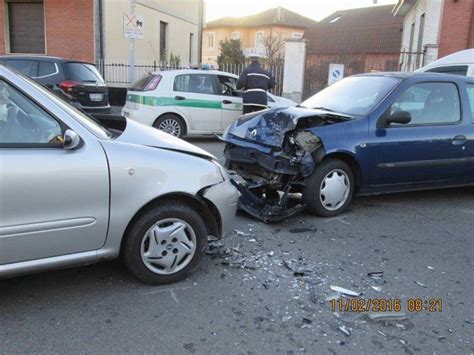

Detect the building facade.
xmin=0 ymin=0 xmax=204 ymax=66
xmin=303 ymin=5 xmax=403 ymax=97
xmin=103 ymin=0 xmax=204 ymax=65
xmin=202 ymin=7 xmax=316 ymax=67
xmin=393 ymin=0 xmax=474 ymax=71
xmin=0 ymin=0 xmax=95 ymax=62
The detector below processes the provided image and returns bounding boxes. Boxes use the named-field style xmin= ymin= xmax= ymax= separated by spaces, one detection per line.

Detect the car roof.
xmin=354 ymin=71 xmax=473 ymax=82
xmin=419 ymin=49 xmax=474 ymax=70
xmin=0 ymin=55 xmax=93 ymax=65
xmin=151 ymin=69 xmax=238 ymax=78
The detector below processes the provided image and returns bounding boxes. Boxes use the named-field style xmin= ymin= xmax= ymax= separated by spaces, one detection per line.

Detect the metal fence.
xmin=97 ymin=59 xmax=284 ymax=96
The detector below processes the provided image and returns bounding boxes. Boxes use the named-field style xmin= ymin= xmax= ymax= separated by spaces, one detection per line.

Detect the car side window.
xmin=0 ymin=80 xmax=63 ymax=145
xmin=426 ymin=65 xmax=468 ymax=76
xmin=389 ymin=82 xmax=461 ymax=126
xmin=173 ymin=74 xmax=217 ymax=95
xmin=466 ymin=84 xmax=474 ymax=122
xmin=37 ymin=61 xmax=58 ymax=78
xmin=4 ymin=60 xmax=38 ymax=77
xmin=217 ymin=75 xmax=240 ymax=97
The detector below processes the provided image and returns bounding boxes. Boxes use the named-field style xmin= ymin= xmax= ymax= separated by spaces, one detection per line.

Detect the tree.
xmin=217 ymin=39 xmax=245 ymax=67
xmin=262 ymin=28 xmax=285 ymax=66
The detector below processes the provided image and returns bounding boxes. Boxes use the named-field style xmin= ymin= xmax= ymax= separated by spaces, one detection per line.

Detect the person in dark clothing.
xmin=236 ymin=56 xmax=275 ymax=114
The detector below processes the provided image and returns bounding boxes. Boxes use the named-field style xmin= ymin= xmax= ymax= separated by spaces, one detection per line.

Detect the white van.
xmin=417 ymin=49 xmax=474 ymax=77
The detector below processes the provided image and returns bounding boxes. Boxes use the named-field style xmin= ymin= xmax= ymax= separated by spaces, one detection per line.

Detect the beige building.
xmin=103 ymin=0 xmax=204 ymax=65
xmin=202 ymin=7 xmax=316 ymax=66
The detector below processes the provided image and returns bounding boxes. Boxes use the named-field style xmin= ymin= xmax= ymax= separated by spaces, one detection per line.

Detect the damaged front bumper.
xmin=224 ymin=135 xmax=321 ymax=223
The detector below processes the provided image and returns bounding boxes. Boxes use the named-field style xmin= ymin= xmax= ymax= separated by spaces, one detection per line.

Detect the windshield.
xmin=11 ymin=70 xmax=112 ymax=138
xmin=300 ymin=76 xmax=401 ymax=116
xmin=64 ymin=62 xmax=105 ymax=84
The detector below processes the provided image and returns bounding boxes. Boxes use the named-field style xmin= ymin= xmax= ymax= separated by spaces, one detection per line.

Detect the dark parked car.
xmin=0 ymin=55 xmax=110 ymax=112
xmin=224 ymin=72 xmax=474 ymax=221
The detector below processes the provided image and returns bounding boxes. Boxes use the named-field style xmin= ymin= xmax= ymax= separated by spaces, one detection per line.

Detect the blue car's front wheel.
xmin=303 ymin=159 xmax=355 ymax=217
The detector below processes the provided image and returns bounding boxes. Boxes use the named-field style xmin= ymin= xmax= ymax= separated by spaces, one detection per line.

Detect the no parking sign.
xmin=328 ymin=63 xmax=344 ymax=85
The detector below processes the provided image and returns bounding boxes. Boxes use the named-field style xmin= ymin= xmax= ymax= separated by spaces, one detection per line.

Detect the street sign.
xmin=328 ymin=63 xmax=344 ymax=85
xmin=123 ymin=13 xmax=144 ymax=39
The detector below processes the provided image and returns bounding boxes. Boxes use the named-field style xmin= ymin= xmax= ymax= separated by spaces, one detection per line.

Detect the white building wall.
xmin=399 ymin=0 xmax=444 ymax=70
xmin=103 ymin=0 xmax=201 ymax=65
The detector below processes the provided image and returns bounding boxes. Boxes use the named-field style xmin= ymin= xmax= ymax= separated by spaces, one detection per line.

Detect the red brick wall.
xmin=438 ymin=0 xmax=474 ymax=58
xmin=44 ymin=0 xmax=94 ymax=62
xmin=0 ymin=0 xmax=94 ymax=62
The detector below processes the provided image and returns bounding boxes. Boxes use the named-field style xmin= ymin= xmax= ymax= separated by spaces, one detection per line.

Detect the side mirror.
xmin=377 ymin=110 xmax=411 ymax=129
xmin=63 ymin=129 xmax=81 ymax=150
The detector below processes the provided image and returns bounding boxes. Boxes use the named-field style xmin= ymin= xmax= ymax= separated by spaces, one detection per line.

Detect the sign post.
xmin=123 ymin=0 xmax=144 ymax=84
xmin=328 ymin=63 xmax=344 ymax=85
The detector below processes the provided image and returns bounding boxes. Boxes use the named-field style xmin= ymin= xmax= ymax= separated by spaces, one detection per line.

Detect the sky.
xmin=205 ymin=0 xmax=397 ymax=22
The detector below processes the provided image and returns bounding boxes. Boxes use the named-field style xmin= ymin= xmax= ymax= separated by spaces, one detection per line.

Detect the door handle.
xmin=222 ymin=100 xmax=232 ymax=104
xmin=175 ymin=96 xmax=186 ymax=101
xmin=452 ymin=135 xmax=467 ymax=146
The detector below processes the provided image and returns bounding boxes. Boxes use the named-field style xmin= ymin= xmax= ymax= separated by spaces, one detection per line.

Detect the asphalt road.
xmin=1 ymin=138 xmax=473 ymax=354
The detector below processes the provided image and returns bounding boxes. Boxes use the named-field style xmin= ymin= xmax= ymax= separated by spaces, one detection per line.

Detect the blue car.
xmin=223 ymin=72 xmax=474 ymax=221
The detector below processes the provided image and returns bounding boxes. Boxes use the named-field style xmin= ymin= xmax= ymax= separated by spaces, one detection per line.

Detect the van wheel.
xmin=154 ymin=114 xmax=186 ymax=138
xmin=122 ymin=202 xmax=207 ymax=285
xmin=303 ymin=159 xmax=354 ymax=217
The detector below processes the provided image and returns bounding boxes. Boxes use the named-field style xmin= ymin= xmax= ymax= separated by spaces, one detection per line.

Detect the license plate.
xmin=89 ymin=93 xmax=104 ymax=102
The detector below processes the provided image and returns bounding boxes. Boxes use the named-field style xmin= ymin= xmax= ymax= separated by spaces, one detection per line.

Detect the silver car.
xmin=0 ymin=65 xmax=239 ymax=284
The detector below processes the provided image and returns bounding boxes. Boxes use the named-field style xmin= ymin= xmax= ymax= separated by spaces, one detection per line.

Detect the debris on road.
xmin=367 ymin=312 xmax=407 ymax=321
xmin=427 ymin=266 xmax=434 ymax=270
xmin=289 ymin=227 xmax=316 ymax=233
xmin=339 ymin=325 xmax=351 ymax=337
xmin=414 ymin=281 xmax=428 ymax=288
xmin=368 ymin=271 xmax=385 ymax=285
xmin=330 ymin=285 xmax=361 ymax=297
xmin=371 ymin=285 xmax=382 ymax=292
xmin=307 ymin=281 xmax=318 ymax=303
xmin=234 ymin=229 xmax=251 ymax=236
xmin=302 ymin=317 xmax=313 ymax=324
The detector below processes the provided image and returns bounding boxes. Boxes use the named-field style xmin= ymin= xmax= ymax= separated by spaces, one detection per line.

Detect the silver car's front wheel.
xmin=141 ymin=218 xmax=197 ymax=275
xmin=122 ymin=202 xmax=207 ymax=284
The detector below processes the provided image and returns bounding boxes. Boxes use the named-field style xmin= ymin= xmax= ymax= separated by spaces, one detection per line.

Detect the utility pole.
xmin=130 ymin=0 xmax=136 ymax=83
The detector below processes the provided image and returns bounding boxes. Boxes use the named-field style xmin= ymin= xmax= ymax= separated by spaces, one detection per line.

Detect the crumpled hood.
xmin=116 ymin=119 xmax=215 ymax=159
xmin=224 ymin=107 xmax=328 ymax=148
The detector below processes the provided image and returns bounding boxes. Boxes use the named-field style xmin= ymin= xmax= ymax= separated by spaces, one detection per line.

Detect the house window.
xmin=255 ymin=31 xmax=264 ymax=48
xmin=292 ymin=32 xmax=303 ymax=39
xmin=231 ymin=32 xmax=240 ymax=40
xmin=160 ymin=21 xmax=168 ymax=60
xmin=6 ymin=0 xmax=45 ymax=54
xmin=207 ymin=32 xmax=215 ymax=49
xmin=189 ymin=33 xmax=194 ymax=64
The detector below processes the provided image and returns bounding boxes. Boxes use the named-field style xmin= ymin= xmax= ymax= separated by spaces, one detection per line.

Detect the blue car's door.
xmin=463 ymin=83 xmax=474 ymax=184
xmin=366 ymin=81 xmax=469 ymax=189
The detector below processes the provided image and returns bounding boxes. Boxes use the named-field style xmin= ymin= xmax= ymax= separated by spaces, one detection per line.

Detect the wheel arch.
xmin=320 ymin=151 xmax=363 ymax=192
xmin=120 ymin=192 xmax=220 ymax=254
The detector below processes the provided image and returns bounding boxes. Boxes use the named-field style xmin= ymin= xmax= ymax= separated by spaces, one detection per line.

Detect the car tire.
xmin=154 ymin=114 xmax=186 ymax=138
xmin=122 ymin=201 xmax=207 ymax=285
xmin=303 ymin=159 xmax=354 ymax=217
